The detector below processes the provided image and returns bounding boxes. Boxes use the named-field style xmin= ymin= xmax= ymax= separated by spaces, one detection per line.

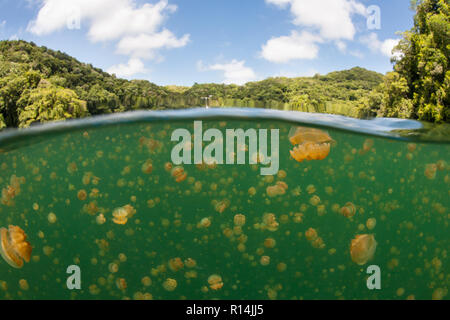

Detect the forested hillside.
xmin=0 ymin=0 xmax=448 ymax=129
xmin=0 ymin=40 xmax=385 ymax=128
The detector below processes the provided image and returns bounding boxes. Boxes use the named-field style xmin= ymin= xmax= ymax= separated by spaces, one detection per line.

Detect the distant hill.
xmin=0 ymin=40 xmax=384 ymax=128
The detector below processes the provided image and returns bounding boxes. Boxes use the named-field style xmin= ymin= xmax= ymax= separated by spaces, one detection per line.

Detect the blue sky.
xmin=0 ymin=0 xmax=415 ymax=86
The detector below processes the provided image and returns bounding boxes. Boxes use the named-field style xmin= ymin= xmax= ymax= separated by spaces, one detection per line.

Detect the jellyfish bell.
xmin=288 ymin=127 xmax=336 ymax=146
xmin=0 ymin=226 xmax=32 ymax=269
xmin=350 ymin=234 xmax=377 ymax=265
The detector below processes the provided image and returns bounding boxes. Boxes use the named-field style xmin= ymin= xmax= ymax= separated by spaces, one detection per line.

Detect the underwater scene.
xmin=0 ymin=109 xmax=448 ymax=300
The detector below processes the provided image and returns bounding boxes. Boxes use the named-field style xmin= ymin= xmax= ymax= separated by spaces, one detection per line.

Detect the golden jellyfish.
xmin=168 ymin=257 xmax=184 ymax=272
xmin=214 ymin=199 xmax=230 ymax=213
xmin=141 ymin=276 xmax=152 ymax=287
xmin=309 ymin=195 xmax=321 ymax=206
xmin=266 ymin=185 xmax=285 ymax=198
xmin=366 ymin=218 xmax=376 ymax=230
xmin=311 ymin=237 xmax=325 ymax=249
xmin=425 ymin=163 xmax=437 ymax=180
xmin=96 ymin=214 xmax=106 ymax=225
xmin=198 ymin=217 xmax=211 ymax=229
xmin=350 ymin=234 xmax=377 ymax=265
xmin=262 ymin=213 xmax=279 ymax=232
xmin=163 ymin=278 xmax=177 ymax=292
xmin=108 ymin=262 xmax=119 ymax=273
xmin=436 ymin=160 xmax=446 ymax=171
xmin=234 ymin=214 xmax=246 ymax=227
xmin=306 ymin=184 xmax=316 ymax=194
xmin=19 ymin=279 xmax=29 ymax=291
xmin=123 ymin=204 xmax=136 ymax=218
xmin=276 ymin=181 xmax=288 ymax=191
xmin=118 ymin=253 xmax=127 ymax=263
xmin=164 ymin=162 xmax=173 ymax=172
xmin=171 ymin=166 xmax=187 ymax=183
xmin=305 ymin=228 xmax=318 ymax=241
xmin=0 ymin=226 xmax=32 ymax=269
xmin=1 ymin=175 xmax=24 ymax=206
xmin=407 ymin=143 xmax=417 ymax=152
xmin=77 ymin=189 xmax=87 ymax=201
xmin=184 ymin=258 xmax=197 ymax=269
xmin=116 ymin=278 xmax=127 ymax=291
xmin=264 ymin=238 xmax=276 ymax=249
xmin=340 ymin=202 xmax=356 ymax=218
xmin=141 ymin=160 xmax=153 ymax=174
xmin=112 ymin=207 xmax=129 ymax=225
xmin=277 ymin=262 xmax=287 ymax=272
xmin=362 ymin=139 xmax=374 ymax=152
xmin=293 ymin=213 xmax=304 ymax=223
xmin=47 ymin=212 xmax=57 ymax=224
xmin=260 ymin=256 xmax=270 ymax=266
xmin=208 ymin=274 xmax=223 ymax=290
xmin=277 ymin=170 xmax=287 ymax=179
xmin=432 ymin=288 xmax=447 ymax=300
xmin=288 ymin=127 xmax=334 ymax=163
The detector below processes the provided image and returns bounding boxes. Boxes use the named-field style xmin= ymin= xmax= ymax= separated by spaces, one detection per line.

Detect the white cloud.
xmin=266 ymin=0 xmax=366 ymax=41
xmin=0 ymin=20 xmax=5 ymax=28
xmin=28 ymin=0 xmax=175 ymax=40
xmin=360 ymin=33 xmax=400 ymax=58
xmin=263 ymin=0 xmax=367 ymax=63
xmin=335 ymin=40 xmax=347 ymax=53
xmin=27 ymin=0 xmax=189 ymax=77
xmin=261 ymin=31 xmax=322 ymax=63
xmin=202 ymin=60 xmax=257 ymax=85
xmin=349 ymin=50 xmax=364 ymax=59
xmin=116 ymin=30 xmax=190 ymax=59
xmin=107 ymin=58 xmax=148 ymax=78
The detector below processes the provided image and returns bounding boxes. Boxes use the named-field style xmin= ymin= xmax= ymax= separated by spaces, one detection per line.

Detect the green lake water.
xmin=0 ymin=109 xmax=448 ymax=300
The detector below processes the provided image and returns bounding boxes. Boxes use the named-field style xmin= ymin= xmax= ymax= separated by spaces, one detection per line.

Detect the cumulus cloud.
xmin=263 ymin=0 xmax=367 ymax=63
xmin=266 ymin=0 xmax=366 ymax=40
xmin=261 ymin=31 xmax=322 ymax=63
xmin=360 ymin=33 xmax=400 ymax=58
xmin=107 ymin=58 xmax=148 ymax=78
xmin=27 ymin=0 xmax=189 ymax=77
xmin=116 ymin=30 xmax=190 ymax=59
xmin=200 ymin=60 xmax=257 ymax=85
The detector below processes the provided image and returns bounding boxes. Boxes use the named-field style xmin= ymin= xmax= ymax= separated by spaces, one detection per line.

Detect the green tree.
xmin=378 ymin=72 xmax=415 ymax=118
xmin=392 ymin=0 xmax=449 ymax=122
xmin=0 ymin=70 xmax=41 ymax=127
xmin=17 ymin=86 xmax=88 ymax=128
xmin=0 ymin=113 xmax=6 ymax=129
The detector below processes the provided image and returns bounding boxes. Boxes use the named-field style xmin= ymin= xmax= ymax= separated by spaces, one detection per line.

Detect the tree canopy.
xmin=0 ymin=40 xmax=387 ymax=128
xmin=385 ymin=0 xmax=449 ymax=122
xmin=0 ymin=0 xmax=449 ymax=132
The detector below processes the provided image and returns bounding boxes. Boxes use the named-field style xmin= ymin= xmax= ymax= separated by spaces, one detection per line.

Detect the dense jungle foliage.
xmin=0 ymin=0 xmax=448 ymax=128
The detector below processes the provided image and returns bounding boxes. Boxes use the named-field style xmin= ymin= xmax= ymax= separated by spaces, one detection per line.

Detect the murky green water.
xmin=0 ymin=109 xmax=448 ymax=300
